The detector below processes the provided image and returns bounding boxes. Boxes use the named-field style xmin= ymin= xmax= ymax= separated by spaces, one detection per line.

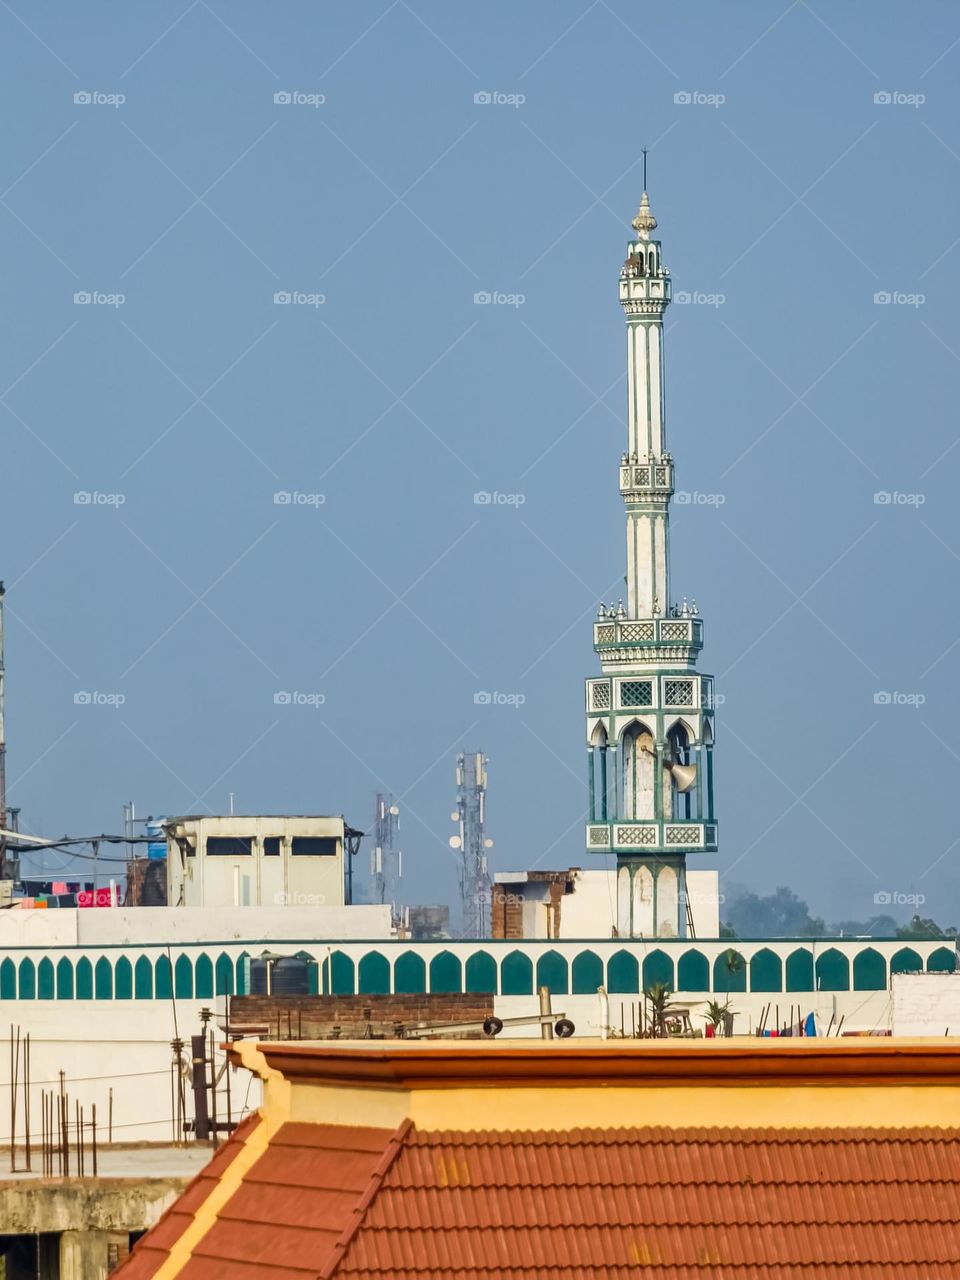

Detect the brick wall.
xmin=492 ymin=871 xmax=577 ymax=938
xmin=230 ymin=993 xmax=494 ymax=1040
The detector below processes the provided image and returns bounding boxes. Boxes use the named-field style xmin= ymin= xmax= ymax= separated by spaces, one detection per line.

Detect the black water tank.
xmin=249 ymin=958 xmax=270 ymax=995
xmin=271 ymin=956 xmax=310 ymax=995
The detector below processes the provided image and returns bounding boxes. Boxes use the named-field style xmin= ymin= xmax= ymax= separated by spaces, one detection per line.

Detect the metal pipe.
xmin=538 ymin=987 xmax=553 ymax=1041
xmin=23 ymin=1032 xmax=30 ymax=1171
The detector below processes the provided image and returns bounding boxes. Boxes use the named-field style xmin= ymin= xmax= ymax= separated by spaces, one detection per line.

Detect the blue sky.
xmin=3 ymin=1 xmax=959 ymax=927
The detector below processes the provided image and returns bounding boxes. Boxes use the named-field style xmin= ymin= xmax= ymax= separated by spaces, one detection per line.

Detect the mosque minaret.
xmin=585 ymin=190 xmax=718 ymax=938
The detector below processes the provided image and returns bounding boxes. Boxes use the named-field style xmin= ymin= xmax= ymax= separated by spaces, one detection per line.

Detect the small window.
xmin=263 ymin=837 xmax=281 ymax=857
xmin=291 ymin=837 xmax=338 ymax=857
xmin=206 ymin=837 xmax=253 ymax=856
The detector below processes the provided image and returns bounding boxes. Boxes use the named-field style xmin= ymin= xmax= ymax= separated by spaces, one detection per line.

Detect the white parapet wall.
xmin=0 ymin=998 xmax=261 ymax=1145
xmin=0 ymin=904 xmax=393 ymax=948
xmin=892 ymin=972 xmax=960 ymax=1036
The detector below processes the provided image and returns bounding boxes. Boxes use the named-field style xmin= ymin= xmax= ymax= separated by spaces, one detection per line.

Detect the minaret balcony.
xmin=593 ymin=616 xmax=703 ymax=659
xmin=585 ymin=820 xmax=718 ymax=855
xmin=620 ymin=457 xmax=674 ymax=499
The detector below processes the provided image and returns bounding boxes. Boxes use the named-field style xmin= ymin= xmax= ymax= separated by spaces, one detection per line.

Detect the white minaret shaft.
xmin=619 ymin=192 xmax=673 ymax=620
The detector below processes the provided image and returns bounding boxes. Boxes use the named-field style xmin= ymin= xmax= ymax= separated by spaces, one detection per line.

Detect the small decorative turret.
xmin=631 ymin=191 xmax=657 ymax=241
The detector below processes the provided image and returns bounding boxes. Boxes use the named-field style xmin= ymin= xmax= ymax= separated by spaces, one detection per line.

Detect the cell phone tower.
xmin=371 ymin=793 xmax=401 ymax=917
xmin=450 ymin=751 xmax=493 ymax=938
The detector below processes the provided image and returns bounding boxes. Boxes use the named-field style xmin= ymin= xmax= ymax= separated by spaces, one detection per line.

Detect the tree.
xmin=644 ymin=982 xmax=672 ymax=1038
xmin=723 ymin=886 xmax=825 ymax=937
xmin=831 ymin=915 xmax=899 ymax=937
xmin=896 ymin=914 xmax=958 ymax=940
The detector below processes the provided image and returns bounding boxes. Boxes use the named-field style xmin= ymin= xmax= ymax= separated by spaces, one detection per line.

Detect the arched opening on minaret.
xmin=702 ymin=719 xmax=715 ymax=821
xmin=666 ymin=722 xmax=693 ymax=821
xmin=589 ymin=724 xmax=613 ymax=822
xmin=620 ymin=720 xmax=655 ymax=821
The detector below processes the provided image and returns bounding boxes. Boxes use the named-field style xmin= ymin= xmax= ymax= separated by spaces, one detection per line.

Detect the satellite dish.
xmin=389 ymin=805 xmax=399 ymax=816
xmin=450 ymin=812 xmax=459 ymax=822
xmin=483 ymin=838 xmax=494 ymax=848
xmin=449 ymin=835 xmax=462 ymax=849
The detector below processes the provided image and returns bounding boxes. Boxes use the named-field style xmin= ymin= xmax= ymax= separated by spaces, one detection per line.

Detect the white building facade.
xmin=165 ymin=814 xmax=348 ymax=910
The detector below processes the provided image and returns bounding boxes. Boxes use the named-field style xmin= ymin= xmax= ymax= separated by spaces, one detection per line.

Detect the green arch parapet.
xmin=677 ymin=949 xmax=709 ymax=992
xmin=785 ymin=949 xmax=814 ymax=992
xmin=394 ymin=950 xmax=427 ymax=994
xmin=135 ymin=956 xmax=153 ymax=1000
xmin=853 ymin=947 xmax=886 ymax=991
xmin=714 ymin=950 xmax=746 ymax=994
xmin=76 ymin=957 xmax=94 ymax=1001
xmin=571 ymin=950 xmax=604 ymax=995
xmin=429 ymin=951 xmax=462 ymax=994
xmin=537 ymin=950 xmax=569 ymax=995
xmin=18 ymin=958 xmax=36 ymax=1000
xmin=115 ymin=956 xmax=133 ymax=1000
xmin=464 ymin=951 xmax=497 ymax=995
xmin=95 ymin=957 xmax=113 ymax=1000
xmin=642 ymin=949 xmax=674 ymax=991
xmin=501 ymin=950 xmax=533 ymax=996
xmin=815 ymin=948 xmax=849 ymax=992
xmin=215 ymin=952 xmax=234 ymax=996
xmin=608 ymin=950 xmax=640 ymax=994
xmin=749 ymin=948 xmax=783 ymax=993
xmin=927 ymin=946 xmax=957 ymax=974
xmin=323 ymin=951 xmax=354 ymax=996
xmin=358 ymin=952 xmax=391 ymax=995
xmin=154 ymin=956 xmax=172 ymax=1000
xmin=891 ymin=947 xmax=923 ymax=975
xmin=195 ymin=954 xmax=214 ymax=999
xmin=56 ymin=957 xmax=74 ymax=1000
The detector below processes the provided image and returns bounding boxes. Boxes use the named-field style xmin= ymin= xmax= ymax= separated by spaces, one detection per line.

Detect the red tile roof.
xmin=339 ymin=1126 xmax=960 ymax=1276
xmin=179 ymin=1122 xmax=406 ymax=1280
xmin=120 ymin=1120 xmax=960 ymax=1278
xmin=112 ymin=1112 xmax=262 ymax=1280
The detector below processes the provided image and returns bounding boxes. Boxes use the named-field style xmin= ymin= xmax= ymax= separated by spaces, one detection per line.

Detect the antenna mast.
xmin=372 ymin=792 xmax=401 ymax=919
xmin=452 ymin=752 xmax=492 ymax=938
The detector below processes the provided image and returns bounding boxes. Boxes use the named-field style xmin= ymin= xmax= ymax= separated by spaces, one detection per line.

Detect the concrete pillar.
xmin=59 ymin=1229 xmax=110 ymax=1280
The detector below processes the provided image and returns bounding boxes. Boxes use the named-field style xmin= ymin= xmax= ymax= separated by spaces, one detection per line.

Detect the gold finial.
xmin=631 ymin=191 xmax=657 ymax=240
